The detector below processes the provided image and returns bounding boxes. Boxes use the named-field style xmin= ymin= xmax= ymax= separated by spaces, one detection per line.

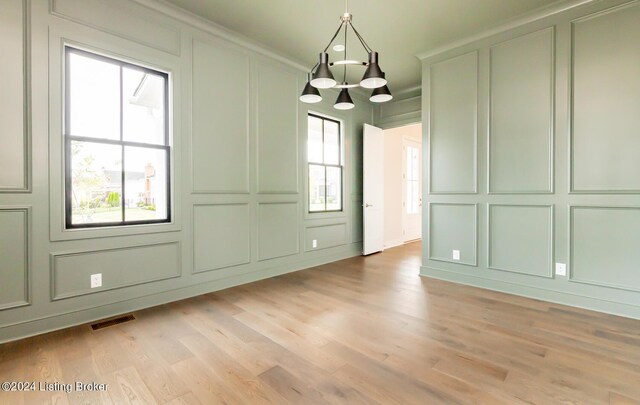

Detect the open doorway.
xmin=382 ymin=123 xmax=422 ymax=249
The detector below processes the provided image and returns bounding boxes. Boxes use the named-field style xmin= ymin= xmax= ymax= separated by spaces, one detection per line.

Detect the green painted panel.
xmin=489 ymin=29 xmax=553 ymax=193
xmin=428 ymin=204 xmax=476 ymax=265
xmin=192 ymin=39 xmax=250 ymax=193
xmin=489 ymin=205 xmax=552 ymax=277
xmin=258 ymin=202 xmax=299 ymax=260
xmin=0 ymin=0 xmax=26 ymax=191
xmin=52 ymin=242 xmax=181 ymax=300
xmin=257 ymin=63 xmax=298 ymax=193
xmin=193 ymin=204 xmax=250 ymax=272
xmin=0 ymin=209 xmax=28 ymax=309
xmin=429 ymin=52 xmax=477 ymax=193
xmin=571 ymin=207 xmax=640 ymax=291
xmin=305 ymin=223 xmax=347 ymax=251
xmin=572 ymin=2 xmax=640 ymax=192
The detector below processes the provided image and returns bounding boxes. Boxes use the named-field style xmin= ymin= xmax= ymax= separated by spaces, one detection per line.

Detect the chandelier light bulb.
xmin=300 ymin=73 xmax=322 ymax=103
xmin=334 ymin=87 xmax=355 ymax=110
xmin=360 ymin=51 xmax=387 ymax=89
xmin=310 ymin=52 xmax=337 ymax=89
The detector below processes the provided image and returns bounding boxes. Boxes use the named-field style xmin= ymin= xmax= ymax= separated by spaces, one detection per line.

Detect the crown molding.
xmin=393 ymin=85 xmax=421 ymax=100
xmin=416 ymin=0 xmax=595 ymax=60
xmin=131 ymin=0 xmax=311 ymax=73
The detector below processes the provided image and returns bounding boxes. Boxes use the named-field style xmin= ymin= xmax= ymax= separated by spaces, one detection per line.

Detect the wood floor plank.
xmin=1 ymin=241 xmax=640 ymax=404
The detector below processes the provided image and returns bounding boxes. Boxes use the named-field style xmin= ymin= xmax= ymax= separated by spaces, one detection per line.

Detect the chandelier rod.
xmin=348 ymin=21 xmax=372 ymax=53
xmin=343 ymin=20 xmax=348 ymax=82
xmin=323 ymin=21 xmax=346 ymax=53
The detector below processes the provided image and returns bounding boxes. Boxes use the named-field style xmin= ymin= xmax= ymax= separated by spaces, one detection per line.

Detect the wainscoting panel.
xmin=489 ymin=28 xmax=554 ymax=193
xmin=305 ymin=223 xmax=347 ymax=252
xmin=193 ymin=203 xmax=250 ymax=273
xmin=0 ymin=0 xmax=27 ymax=191
xmin=571 ymin=2 xmax=640 ymax=192
xmin=256 ymin=62 xmax=299 ymax=194
xmin=192 ymin=39 xmax=250 ymax=193
xmin=570 ymin=206 xmax=640 ymax=292
xmin=428 ymin=203 xmax=477 ymax=265
xmin=51 ymin=242 xmax=181 ymax=300
xmin=258 ymin=202 xmax=299 ymax=260
xmin=429 ymin=52 xmax=477 ymax=194
xmin=488 ymin=205 xmax=553 ymax=278
xmin=0 ymin=208 xmax=29 ymax=310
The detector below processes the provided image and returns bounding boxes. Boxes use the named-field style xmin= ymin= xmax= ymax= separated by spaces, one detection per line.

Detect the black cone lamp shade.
xmin=310 ymin=52 xmax=337 ymax=89
xmin=334 ymin=87 xmax=355 ymax=110
xmin=360 ymin=51 xmax=386 ymax=89
xmin=369 ymin=73 xmax=393 ymax=103
xmin=300 ymin=73 xmax=322 ymax=103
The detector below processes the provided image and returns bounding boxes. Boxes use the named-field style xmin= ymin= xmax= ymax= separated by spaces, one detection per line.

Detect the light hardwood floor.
xmin=2 ymin=242 xmax=640 ymax=404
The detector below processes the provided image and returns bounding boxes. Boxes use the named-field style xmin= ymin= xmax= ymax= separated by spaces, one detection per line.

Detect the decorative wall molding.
xmin=487 ymin=27 xmax=555 ymax=194
xmin=0 ymin=206 xmax=31 ymax=310
xmin=569 ymin=205 xmax=640 ymax=292
xmin=487 ymin=204 xmax=554 ymax=278
xmin=192 ymin=203 xmax=251 ymax=273
xmin=50 ymin=241 xmax=182 ymax=300
xmin=0 ymin=0 xmax=30 ymax=193
xmin=427 ymin=202 xmax=478 ymax=266
xmin=428 ymin=51 xmax=478 ymax=195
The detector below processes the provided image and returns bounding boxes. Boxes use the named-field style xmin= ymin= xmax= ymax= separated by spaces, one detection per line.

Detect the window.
xmin=406 ymin=145 xmax=420 ymax=214
xmin=64 ymin=47 xmax=170 ymax=228
xmin=308 ymin=114 xmax=343 ymax=212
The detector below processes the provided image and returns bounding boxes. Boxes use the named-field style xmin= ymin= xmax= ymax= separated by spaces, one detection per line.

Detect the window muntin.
xmin=308 ymin=114 xmax=343 ymax=213
xmin=65 ymin=47 xmax=170 ymax=228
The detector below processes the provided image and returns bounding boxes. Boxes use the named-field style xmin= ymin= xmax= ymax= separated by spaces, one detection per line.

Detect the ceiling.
xmin=163 ymin=0 xmax=562 ymax=94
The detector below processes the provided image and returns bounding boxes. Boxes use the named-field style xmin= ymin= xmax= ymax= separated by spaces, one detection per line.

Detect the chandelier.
xmin=299 ymin=0 xmax=392 ymax=110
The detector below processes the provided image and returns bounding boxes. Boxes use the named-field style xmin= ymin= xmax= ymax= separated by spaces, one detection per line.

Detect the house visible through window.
xmin=64 ymin=47 xmax=170 ymax=228
xmin=308 ymin=114 xmax=342 ymax=212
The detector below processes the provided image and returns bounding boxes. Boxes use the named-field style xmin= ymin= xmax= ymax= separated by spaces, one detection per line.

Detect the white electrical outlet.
xmin=90 ymin=273 xmax=102 ymax=288
xmin=312 ymin=239 xmax=318 ymax=248
xmin=555 ymin=263 xmax=567 ymax=276
xmin=452 ymin=250 xmax=461 ymax=261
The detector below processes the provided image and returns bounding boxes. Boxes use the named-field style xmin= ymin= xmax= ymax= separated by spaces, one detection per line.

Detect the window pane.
xmin=70 ymin=141 xmax=123 ymax=225
xmin=124 ymin=147 xmax=168 ymax=222
xmin=68 ymin=52 xmax=120 ymax=140
xmin=123 ymin=67 xmax=166 ymax=145
xmin=308 ymin=116 xmax=323 ymax=163
xmin=326 ymin=166 xmax=342 ymax=211
xmin=324 ymin=121 xmax=340 ymax=165
xmin=309 ymin=164 xmax=326 ymax=212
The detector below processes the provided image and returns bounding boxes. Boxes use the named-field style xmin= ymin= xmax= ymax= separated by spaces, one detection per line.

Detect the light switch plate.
xmin=452 ymin=250 xmax=460 ymax=261
xmin=90 ymin=273 xmax=102 ymax=288
xmin=555 ymin=263 xmax=567 ymax=276
xmin=312 ymin=239 xmax=318 ymax=248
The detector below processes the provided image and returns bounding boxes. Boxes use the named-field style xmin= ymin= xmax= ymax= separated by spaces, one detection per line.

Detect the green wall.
xmin=420 ymin=0 xmax=640 ymax=319
xmin=0 ymin=0 xmax=372 ymax=343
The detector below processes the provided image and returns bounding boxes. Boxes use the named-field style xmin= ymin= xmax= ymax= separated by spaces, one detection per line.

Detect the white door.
xmin=403 ymin=138 xmax=422 ymax=242
xmin=363 ymin=124 xmax=384 ymax=255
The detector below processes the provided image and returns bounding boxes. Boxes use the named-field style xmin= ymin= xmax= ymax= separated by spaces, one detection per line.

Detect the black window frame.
xmin=64 ymin=46 xmax=171 ymax=229
xmin=307 ymin=113 xmax=344 ymax=213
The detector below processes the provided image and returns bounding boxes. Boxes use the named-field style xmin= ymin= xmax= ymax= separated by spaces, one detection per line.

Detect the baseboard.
xmin=383 ymin=238 xmax=404 ymax=249
xmin=420 ymin=265 xmax=640 ymax=320
xmin=0 ymin=244 xmax=362 ymax=344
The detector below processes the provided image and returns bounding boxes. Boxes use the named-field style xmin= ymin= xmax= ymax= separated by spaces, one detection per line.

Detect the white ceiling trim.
xmin=415 ymin=0 xmax=595 ymax=60
xmin=131 ymin=0 xmax=310 ymax=72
